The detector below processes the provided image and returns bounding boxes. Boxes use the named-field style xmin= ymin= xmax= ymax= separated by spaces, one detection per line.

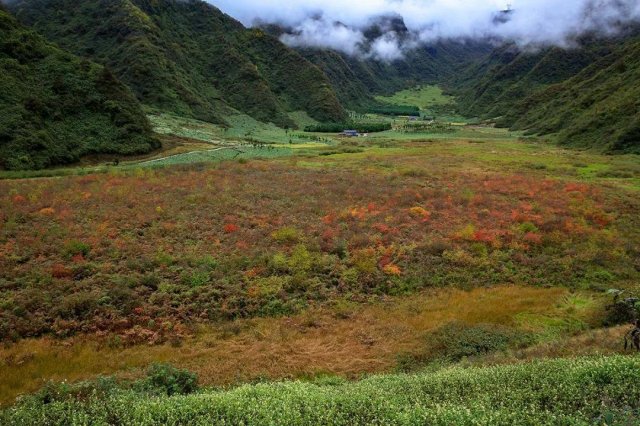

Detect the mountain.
xmin=265 ymin=16 xmax=494 ymax=111
xmin=5 ymin=0 xmax=639 ymax=156
xmin=9 ymin=0 xmax=348 ymax=127
xmin=452 ymin=29 xmax=640 ymax=153
xmin=0 ymin=5 xmax=158 ymax=170
xmin=271 ymin=12 xmax=640 ymax=153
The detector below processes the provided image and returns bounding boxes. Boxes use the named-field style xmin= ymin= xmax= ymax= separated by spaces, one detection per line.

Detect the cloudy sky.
xmin=209 ymin=0 xmax=640 ymax=59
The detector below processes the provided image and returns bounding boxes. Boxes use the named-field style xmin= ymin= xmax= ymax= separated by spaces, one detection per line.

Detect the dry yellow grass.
xmin=0 ymin=285 xmax=608 ymax=405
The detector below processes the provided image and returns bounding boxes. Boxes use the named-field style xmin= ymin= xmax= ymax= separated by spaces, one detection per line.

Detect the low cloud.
xmin=210 ymin=0 xmax=640 ymax=59
xmin=280 ymin=20 xmax=365 ymax=56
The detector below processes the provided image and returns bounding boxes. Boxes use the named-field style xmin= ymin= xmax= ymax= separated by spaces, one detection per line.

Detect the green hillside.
xmin=11 ymin=0 xmax=347 ymax=127
xmin=3 ymin=357 xmax=640 ymax=425
xmin=453 ymin=30 xmax=640 ymax=153
xmin=503 ymin=37 xmax=640 ymax=153
xmin=0 ymin=6 xmax=158 ymax=170
xmin=268 ymin=19 xmax=493 ymax=111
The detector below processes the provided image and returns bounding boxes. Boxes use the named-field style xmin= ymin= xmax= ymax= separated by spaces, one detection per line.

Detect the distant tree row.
xmin=304 ymin=122 xmax=392 ymax=133
xmin=367 ymin=105 xmax=420 ymax=117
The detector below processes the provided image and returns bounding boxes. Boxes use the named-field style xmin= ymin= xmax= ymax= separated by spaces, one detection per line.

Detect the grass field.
xmin=375 ymin=85 xmax=469 ymax=122
xmin=0 ymin=285 xmax=609 ymax=405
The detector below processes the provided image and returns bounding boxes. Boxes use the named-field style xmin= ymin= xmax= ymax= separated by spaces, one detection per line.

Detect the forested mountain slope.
xmin=453 ymin=29 xmax=640 ymax=153
xmin=0 ymin=6 xmax=158 ymax=170
xmin=10 ymin=0 xmax=347 ymax=127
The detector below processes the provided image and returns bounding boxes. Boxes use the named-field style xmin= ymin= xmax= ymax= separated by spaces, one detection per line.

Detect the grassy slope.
xmin=0 ymin=7 xmax=158 ymax=170
xmin=504 ymin=37 xmax=640 ymax=154
xmin=4 ymin=356 xmax=640 ymax=425
xmin=11 ymin=0 xmax=347 ymax=127
xmin=454 ymin=31 xmax=640 ymax=153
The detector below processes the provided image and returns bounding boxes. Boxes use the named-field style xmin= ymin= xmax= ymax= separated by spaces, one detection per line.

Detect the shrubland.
xmin=1 ymin=140 xmax=638 ymax=343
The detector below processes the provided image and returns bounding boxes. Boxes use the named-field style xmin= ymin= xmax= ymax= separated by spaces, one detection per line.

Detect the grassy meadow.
xmin=375 ymin=85 xmax=469 ymax=123
xmin=1 ymin=86 xmax=640 ymax=422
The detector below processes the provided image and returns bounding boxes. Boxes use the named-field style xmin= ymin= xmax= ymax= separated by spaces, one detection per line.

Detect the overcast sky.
xmin=209 ymin=0 xmax=640 ymax=59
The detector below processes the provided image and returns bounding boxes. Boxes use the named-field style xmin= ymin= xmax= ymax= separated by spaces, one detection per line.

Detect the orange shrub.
xmin=51 ymin=264 xmax=73 ymax=279
xmin=38 ymin=207 xmax=55 ymax=216
xmin=408 ymin=206 xmax=430 ymax=221
xmin=383 ymin=263 xmax=402 ymax=276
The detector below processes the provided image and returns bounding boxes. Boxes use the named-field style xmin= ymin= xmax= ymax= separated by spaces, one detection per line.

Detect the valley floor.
xmin=1 ymin=91 xmax=640 ymax=421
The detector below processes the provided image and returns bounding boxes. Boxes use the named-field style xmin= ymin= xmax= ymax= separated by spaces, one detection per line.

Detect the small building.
xmin=340 ymin=130 xmax=360 ymax=137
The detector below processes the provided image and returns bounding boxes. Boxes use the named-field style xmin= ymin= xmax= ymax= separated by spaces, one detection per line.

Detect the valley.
xmin=2 ymin=111 xmax=640 ymax=415
xmin=1 ymin=0 xmax=640 ymax=424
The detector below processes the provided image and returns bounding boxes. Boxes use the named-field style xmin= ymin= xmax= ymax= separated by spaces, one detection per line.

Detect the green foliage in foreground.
xmin=0 ymin=8 xmax=158 ymax=170
xmin=305 ymin=122 xmax=392 ymax=133
xmin=3 ymin=356 xmax=640 ymax=425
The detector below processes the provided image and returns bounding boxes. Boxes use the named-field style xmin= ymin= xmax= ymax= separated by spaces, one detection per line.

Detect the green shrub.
xmin=304 ymin=122 xmax=392 ymax=133
xmin=30 ymin=377 xmax=119 ymax=405
xmin=519 ymin=222 xmax=539 ymax=233
xmin=271 ymin=227 xmax=301 ymax=243
xmin=139 ymin=364 xmax=198 ymax=396
xmin=428 ymin=322 xmax=532 ymax=361
xmin=62 ymin=240 xmax=91 ymax=258
xmin=604 ymin=299 xmax=639 ymax=326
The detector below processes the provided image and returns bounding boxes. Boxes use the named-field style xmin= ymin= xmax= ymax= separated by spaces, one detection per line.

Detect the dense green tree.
xmin=0 ymin=7 xmax=158 ymax=170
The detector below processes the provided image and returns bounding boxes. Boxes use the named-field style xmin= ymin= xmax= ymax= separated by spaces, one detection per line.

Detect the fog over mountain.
xmin=210 ymin=0 xmax=640 ymax=59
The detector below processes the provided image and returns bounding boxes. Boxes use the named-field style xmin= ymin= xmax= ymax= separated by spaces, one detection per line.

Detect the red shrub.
xmin=372 ymin=223 xmax=391 ymax=234
xmin=12 ymin=195 xmax=26 ymax=204
xmin=524 ymin=232 xmax=543 ymax=244
xmin=473 ymin=230 xmax=495 ymax=243
xmin=223 ymin=223 xmax=239 ymax=233
xmin=51 ymin=264 xmax=73 ymax=279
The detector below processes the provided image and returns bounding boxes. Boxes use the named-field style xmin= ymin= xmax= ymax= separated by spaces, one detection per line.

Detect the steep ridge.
xmin=0 ymin=6 xmax=158 ymax=170
xmin=10 ymin=0 xmax=347 ymax=127
xmin=265 ymin=17 xmax=494 ymax=110
xmin=501 ymin=36 xmax=640 ymax=153
xmin=453 ymin=28 xmax=640 ymax=153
